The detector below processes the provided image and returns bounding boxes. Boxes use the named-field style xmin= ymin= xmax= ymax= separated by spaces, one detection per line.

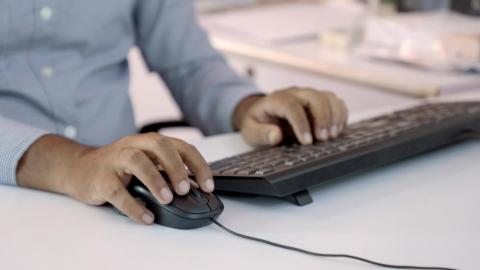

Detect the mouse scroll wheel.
xmin=190 ymin=188 xmax=203 ymax=199
xmin=188 ymin=188 xmax=209 ymax=204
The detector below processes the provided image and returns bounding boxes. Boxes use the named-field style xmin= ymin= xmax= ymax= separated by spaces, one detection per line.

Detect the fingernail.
xmin=204 ymin=178 xmax=215 ymax=192
xmin=177 ymin=180 xmax=190 ymax=194
xmin=160 ymin=187 xmax=173 ymax=203
xmin=304 ymin=133 xmax=313 ymax=144
xmin=319 ymin=129 xmax=329 ymax=141
xmin=142 ymin=211 xmax=154 ymax=224
xmin=268 ymin=130 xmax=278 ymax=145
xmin=330 ymin=126 xmax=338 ymax=138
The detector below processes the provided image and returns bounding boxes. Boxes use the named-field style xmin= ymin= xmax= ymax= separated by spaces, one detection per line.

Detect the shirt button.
xmin=41 ymin=66 xmax=54 ymax=78
xmin=40 ymin=6 xmax=53 ymax=21
xmin=64 ymin=126 xmax=77 ymax=139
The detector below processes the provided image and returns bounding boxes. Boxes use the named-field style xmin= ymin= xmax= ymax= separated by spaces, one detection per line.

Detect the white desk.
xmin=1 ymin=116 xmax=480 ymax=270
xmin=3 ymin=5 xmax=479 ymax=268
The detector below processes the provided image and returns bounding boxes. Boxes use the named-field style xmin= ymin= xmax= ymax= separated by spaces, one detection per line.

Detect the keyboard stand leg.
xmin=285 ymin=190 xmax=313 ymax=206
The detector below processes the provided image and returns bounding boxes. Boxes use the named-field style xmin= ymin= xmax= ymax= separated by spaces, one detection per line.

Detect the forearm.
xmin=16 ymin=134 xmax=93 ymax=197
xmin=161 ymin=57 xmax=260 ymax=134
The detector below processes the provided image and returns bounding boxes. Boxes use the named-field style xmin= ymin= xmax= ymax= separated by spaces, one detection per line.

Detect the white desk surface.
xmin=2 ymin=96 xmax=480 ymax=270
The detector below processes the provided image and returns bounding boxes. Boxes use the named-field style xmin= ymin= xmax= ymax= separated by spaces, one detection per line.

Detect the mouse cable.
xmin=211 ymin=220 xmax=458 ymax=270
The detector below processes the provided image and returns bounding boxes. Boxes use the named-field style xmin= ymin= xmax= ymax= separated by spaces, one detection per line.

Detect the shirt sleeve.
xmin=0 ymin=116 xmax=48 ymax=185
xmin=133 ymin=0 xmax=260 ymax=135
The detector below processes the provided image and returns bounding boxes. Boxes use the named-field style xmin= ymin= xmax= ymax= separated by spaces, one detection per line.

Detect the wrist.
xmin=61 ymin=145 xmax=97 ymax=199
xmin=232 ymin=95 xmax=264 ymax=131
xmin=17 ymin=134 xmax=92 ymax=196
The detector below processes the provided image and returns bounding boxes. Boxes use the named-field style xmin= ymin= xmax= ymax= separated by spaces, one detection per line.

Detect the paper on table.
xmin=202 ymin=1 xmax=480 ymax=97
xmin=357 ymin=12 xmax=480 ymax=72
xmin=201 ymin=1 xmax=365 ymax=45
xmin=211 ymin=36 xmax=480 ymax=97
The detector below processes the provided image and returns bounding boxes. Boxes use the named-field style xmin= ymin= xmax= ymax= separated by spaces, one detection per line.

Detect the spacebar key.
xmin=236 ymin=169 xmax=255 ymax=176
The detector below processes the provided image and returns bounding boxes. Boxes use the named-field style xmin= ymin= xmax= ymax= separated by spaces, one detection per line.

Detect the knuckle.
xmin=315 ymin=93 xmax=332 ymax=103
xmin=183 ymin=143 xmax=197 ymax=153
xmin=117 ymin=135 xmax=136 ymax=146
xmin=284 ymin=86 xmax=300 ymax=93
xmin=282 ymin=97 xmax=301 ymax=109
xmin=169 ymin=137 xmax=188 ymax=147
xmin=154 ymin=135 xmax=170 ymax=146
xmin=143 ymin=132 xmax=162 ymax=144
xmin=163 ymin=154 xmax=186 ymax=173
xmin=320 ymin=93 xmax=338 ymax=104
xmin=296 ymin=87 xmax=315 ymax=95
xmin=169 ymin=171 xmax=187 ymax=183
xmin=269 ymin=90 xmax=285 ymax=100
xmin=303 ymin=87 xmax=317 ymax=92
xmin=321 ymin=91 xmax=337 ymax=98
xmin=125 ymin=149 xmax=144 ymax=163
xmin=314 ymin=96 xmax=330 ymax=107
xmin=272 ymin=88 xmax=294 ymax=98
xmin=287 ymin=88 xmax=301 ymax=94
xmin=279 ymin=87 xmax=296 ymax=92
xmin=145 ymin=132 xmax=160 ymax=141
xmin=103 ymin=182 xmax=122 ymax=200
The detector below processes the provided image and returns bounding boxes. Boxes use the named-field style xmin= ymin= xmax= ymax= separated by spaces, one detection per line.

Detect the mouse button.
xmin=170 ymin=195 xmax=211 ymax=214
xmin=132 ymin=185 xmax=158 ymax=203
xmin=206 ymin=193 xmax=223 ymax=211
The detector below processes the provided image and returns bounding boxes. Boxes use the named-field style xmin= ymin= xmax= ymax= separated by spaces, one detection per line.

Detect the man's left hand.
xmin=233 ymin=87 xmax=349 ymax=146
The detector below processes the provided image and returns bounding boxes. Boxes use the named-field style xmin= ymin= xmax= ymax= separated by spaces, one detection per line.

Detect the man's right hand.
xmin=16 ymin=133 xmax=213 ymax=225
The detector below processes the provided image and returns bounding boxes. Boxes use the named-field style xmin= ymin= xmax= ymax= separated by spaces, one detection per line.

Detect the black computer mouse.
xmin=127 ymin=178 xmax=224 ymax=229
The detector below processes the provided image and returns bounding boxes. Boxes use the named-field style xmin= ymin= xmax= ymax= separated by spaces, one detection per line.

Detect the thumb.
xmin=241 ymin=118 xmax=283 ymax=146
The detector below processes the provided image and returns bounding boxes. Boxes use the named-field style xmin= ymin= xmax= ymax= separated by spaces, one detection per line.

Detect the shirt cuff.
xmin=0 ymin=117 xmax=49 ymax=186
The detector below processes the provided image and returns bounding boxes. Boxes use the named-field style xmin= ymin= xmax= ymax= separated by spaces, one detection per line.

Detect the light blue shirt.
xmin=0 ymin=0 xmax=259 ymax=185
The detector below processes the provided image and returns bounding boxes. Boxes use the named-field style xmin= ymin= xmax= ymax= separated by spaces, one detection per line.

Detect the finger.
xmin=155 ymin=145 xmax=190 ymax=195
xmin=323 ymin=93 xmax=344 ymax=139
xmin=270 ymin=97 xmax=313 ymax=145
xmin=241 ymin=118 xmax=283 ymax=146
xmin=302 ymin=93 xmax=332 ymax=142
xmin=127 ymin=134 xmax=190 ymax=196
xmin=120 ymin=148 xmax=173 ymax=204
xmin=172 ymin=139 xmax=215 ymax=193
xmin=339 ymin=99 xmax=349 ymax=132
xmin=102 ymin=179 xmax=155 ymax=225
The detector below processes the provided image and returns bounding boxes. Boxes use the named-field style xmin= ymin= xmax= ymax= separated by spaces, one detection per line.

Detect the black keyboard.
xmin=210 ymin=102 xmax=480 ymax=205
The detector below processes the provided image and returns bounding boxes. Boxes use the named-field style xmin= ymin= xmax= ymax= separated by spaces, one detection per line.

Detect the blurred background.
xmin=129 ymin=0 xmax=480 ymax=141
xmin=197 ymin=0 xmax=480 ymax=15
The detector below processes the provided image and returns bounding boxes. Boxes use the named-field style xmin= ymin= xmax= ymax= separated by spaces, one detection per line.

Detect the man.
xmin=0 ymin=0 xmax=348 ymax=225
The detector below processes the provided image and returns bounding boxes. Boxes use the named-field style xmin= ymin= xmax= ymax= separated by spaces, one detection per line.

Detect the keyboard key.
xmin=236 ymin=169 xmax=254 ymax=176
xmin=208 ymin=102 xmax=480 ymax=179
